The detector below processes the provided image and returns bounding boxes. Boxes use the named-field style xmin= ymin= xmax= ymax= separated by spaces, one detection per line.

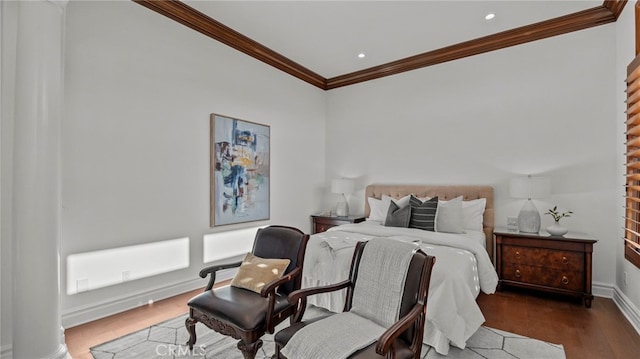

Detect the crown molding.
xmin=326 ymin=4 xmax=619 ymax=89
xmin=134 ymin=1 xmax=625 ymax=91
xmin=604 ymin=0 xmax=628 ymax=20
xmin=133 ymin=0 xmax=327 ymax=89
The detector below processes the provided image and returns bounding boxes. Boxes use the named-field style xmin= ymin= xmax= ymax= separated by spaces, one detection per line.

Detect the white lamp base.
xmin=517 ymin=199 xmax=541 ymax=233
xmin=335 ymin=194 xmax=349 ymax=217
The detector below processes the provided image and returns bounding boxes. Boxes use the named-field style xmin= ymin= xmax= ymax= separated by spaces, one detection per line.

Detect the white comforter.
xmin=301 ymin=221 xmax=499 ymax=355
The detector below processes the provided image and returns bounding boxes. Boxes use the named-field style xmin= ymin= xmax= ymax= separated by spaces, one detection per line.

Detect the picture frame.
xmin=210 ymin=113 xmax=270 ymax=227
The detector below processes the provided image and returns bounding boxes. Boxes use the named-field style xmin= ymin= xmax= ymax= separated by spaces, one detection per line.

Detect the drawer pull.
xmin=562 ymin=256 xmax=568 ymax=264
xmin=515 ymin=251 xmax=521 ymax=258
xmin=515 ymin=269 xmax=521 ymax=278
xmin=561 ymin=276 xmax=569 ymax=285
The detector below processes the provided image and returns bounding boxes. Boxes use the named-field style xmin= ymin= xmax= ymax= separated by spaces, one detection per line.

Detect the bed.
xmin=301 ymin=184 xmax=499 ymax=355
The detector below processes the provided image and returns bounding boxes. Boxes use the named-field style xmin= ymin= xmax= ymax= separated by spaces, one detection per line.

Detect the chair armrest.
xmin=260 ymin=266 xmax=305 ymax=333
xmin=375 ymin=303 xmax=424 ymax=356
xmin=199 ymin=260 xmax=243 ymax=291
xmin=288 ymin=279 xmax=351 ymax=303
xmin=260 ymin=267 xmax=302 ymax=297
xmin=285 ymin=280 xmax=351 ymax=323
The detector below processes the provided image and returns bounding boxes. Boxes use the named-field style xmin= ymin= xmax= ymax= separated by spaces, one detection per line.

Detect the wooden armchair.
xmin=274 ymin=239 xmax=436 ymax=359
xmin=185 ymin=225 xmax=309 ymax=359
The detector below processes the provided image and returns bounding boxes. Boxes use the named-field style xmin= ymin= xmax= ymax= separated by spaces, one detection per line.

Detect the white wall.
xmin=325 ymin=24 xmax=618 ymax=291
xmin=60 ymin=1 xmax=326 ymax=326
xmin=616 ymin=0 xmax=640 ymax=328
xmin=1 ymin=0 xmax=635 ymax=345
xmin=0 ymin=0 xmax=18 ymax=353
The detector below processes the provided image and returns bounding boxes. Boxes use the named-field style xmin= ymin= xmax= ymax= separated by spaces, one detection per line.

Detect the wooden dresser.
xmin=310 ymin=214 xmax=366 ymax=234
xmin=494 ymin=228 xmax=597 ymax=308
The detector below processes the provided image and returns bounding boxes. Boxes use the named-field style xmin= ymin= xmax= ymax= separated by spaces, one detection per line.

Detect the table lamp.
xmin=510 ymin=175 xmax=550 ymax=233
xmin=331 ymin=179 xmax=354 ymax=217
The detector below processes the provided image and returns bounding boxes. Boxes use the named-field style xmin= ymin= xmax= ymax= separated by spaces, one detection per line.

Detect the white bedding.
xmin=301 ymin=221 xmax=499 ymax=355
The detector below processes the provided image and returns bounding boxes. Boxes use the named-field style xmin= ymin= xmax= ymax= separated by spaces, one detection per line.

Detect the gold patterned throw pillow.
xmin=230 ymin=253 xmax=291 ymax=293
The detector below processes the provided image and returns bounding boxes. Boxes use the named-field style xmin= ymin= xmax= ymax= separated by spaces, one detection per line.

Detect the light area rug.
xmin=91 ymin=305 xmax=565 ymax=359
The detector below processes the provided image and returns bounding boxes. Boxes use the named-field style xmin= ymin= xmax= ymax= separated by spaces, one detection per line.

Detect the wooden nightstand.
xmin=494 ymin=228 xmax=597 ymax=308
xmin=310 ymin=214 xmax=366 ymax=234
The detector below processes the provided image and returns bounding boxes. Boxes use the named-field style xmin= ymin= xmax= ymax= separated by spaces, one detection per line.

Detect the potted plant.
xmin=544 ymin=206 xmax=573 ymax=236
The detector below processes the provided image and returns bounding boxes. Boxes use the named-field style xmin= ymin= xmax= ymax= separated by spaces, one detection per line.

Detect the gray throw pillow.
xmin=409 ymin=195 xmax=438 ymax=231
xmin=384 ymin=201 xmax=411 ymax=228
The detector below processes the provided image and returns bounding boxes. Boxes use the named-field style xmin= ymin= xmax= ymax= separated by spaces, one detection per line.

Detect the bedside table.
xmin=310 ymin=214 xmax=366 ymax=234
xmin=494 ymin=228 xmax=597 ymax=308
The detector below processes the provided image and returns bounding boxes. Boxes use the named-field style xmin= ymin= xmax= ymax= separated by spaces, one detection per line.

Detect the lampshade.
xmin=509 ymin=176 xmax=551 ymax=200
xmin=331 ymin=179 xmax=354 ymax=194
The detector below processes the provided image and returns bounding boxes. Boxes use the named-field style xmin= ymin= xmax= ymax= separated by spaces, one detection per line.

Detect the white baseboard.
xmin=613 ymin=286 xmax=640 ymax=335
xmin=61 ymin=270 xmax=236 ymax=328
xmin=593 ymin=281 xmax=615 ymax=298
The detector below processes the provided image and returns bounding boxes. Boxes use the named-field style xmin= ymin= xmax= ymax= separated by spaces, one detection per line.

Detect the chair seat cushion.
xmin=274 ymin=315 xmax=415 ymax=359
xmin=188 ymin=286 xmax=291 ymax=331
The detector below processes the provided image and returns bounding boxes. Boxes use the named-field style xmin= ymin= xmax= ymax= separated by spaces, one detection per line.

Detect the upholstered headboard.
xmin=364 ymin=184 xmax=495 ymax=262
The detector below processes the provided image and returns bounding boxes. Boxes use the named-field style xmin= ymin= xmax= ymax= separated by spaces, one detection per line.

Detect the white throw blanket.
xmin=317 ymin=230 xmax=373 ymax=253
xmin=280 ymin=312 xmax=385 ymax=359
xmin=351 ymin=238 xmax=417 ymax=327
xmin=282 ymin=238 xmax=417 ymax=359
xmin=302 ymin=222 xmax=499 ymax=355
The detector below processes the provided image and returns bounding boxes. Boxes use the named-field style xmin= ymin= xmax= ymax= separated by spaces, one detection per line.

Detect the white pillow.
xmin=368 ymin=195 xmax=412 ymax=224
xmin=367 ymin=196 xmax=392 ymax=223
xmin=382 ymin=194 xmax=412 ymax=208
xmin=436 ymin=196 xmax=464 ymax=233
xmin=462 ymin=198 xmax=486 ymax=231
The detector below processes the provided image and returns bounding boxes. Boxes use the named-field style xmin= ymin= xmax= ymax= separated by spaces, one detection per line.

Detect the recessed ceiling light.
xmin=358 ymin=53 xmax=366 ymax=59
xmin=485 ymin=13 xmax=495 ymax=20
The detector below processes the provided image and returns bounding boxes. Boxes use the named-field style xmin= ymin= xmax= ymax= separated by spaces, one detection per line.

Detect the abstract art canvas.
xmin=210 ymin=114 xmax=270 ymax=226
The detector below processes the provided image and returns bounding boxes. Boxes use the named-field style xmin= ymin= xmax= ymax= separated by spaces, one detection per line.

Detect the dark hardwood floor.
xmin=65 ymin=285 xmax=640 ymax=359
xmin=478 ymin=289 xmax=640 ymax=359
xmin=65 ymin=286 xmax=209 ymax=359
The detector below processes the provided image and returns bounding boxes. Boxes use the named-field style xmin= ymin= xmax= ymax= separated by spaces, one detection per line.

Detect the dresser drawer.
xmin=311 ymin=215 xmax=366 ymax=234
xmin=502 ymin=245 xmax=584 ymax=272
xmin=495 ymin=230 xmax=597 ymax=308
xmin=502 ymin=263 xmax=585 ymax=292
xmin=314 ymin=222 xmax=336 ymax=233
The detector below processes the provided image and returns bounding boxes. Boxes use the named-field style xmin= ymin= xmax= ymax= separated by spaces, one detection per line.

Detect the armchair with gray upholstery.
xmin=274 ymin=238 xmax=436 ymax=359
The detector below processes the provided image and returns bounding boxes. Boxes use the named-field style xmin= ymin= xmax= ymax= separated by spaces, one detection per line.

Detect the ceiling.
xmin=135 ymin=1 xmax=625 ymax=89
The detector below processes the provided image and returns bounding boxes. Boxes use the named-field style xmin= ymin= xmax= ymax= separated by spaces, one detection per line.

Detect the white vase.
xmin=546 ymin=222 xmax=568 ymax=236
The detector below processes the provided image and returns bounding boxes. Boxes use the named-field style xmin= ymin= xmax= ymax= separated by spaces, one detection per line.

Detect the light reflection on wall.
xmin=203 ymin=227 xmax=261 ymax=263
xmin=66 ymin=237 xmax=190 ymax=295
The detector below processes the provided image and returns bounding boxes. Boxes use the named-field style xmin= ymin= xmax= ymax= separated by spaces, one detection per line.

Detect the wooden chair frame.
xmin=275 ymin=241 xmax=436 ymax=359
xmin=185 ymin=225 xmax=310 ymax=359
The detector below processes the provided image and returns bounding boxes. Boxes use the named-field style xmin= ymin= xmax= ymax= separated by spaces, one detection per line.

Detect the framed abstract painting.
xmin=210 ymin=114 xmax=270 ymax=226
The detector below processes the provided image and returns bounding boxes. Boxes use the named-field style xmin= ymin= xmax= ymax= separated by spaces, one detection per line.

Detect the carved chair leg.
xmin=185 ymin=317 xmax=197 ymax=350
xmin=237 ymin=339 xmax=262 ymax=359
